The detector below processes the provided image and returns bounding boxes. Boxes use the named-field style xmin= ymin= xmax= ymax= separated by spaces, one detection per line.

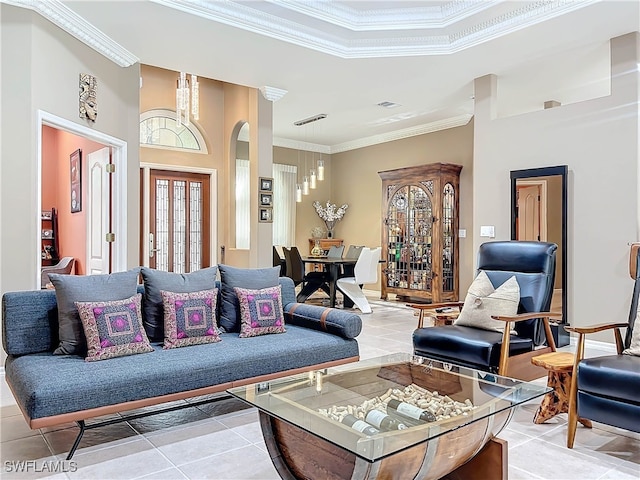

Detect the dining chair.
xmin=272 ymin=246 xmax=286 ymax=277
xmin=283 ymin=246 xmax=329 ymax=301
xmin=336 ymin=247 xmax=381 ymax=314
xmin=327 ymin=245 xmax=344 ymax=259
xmin=342 ymin=245 xmax=364 ymax=278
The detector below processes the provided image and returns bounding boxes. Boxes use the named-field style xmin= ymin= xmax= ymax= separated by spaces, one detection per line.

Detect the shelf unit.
xmin=41 ymin=207 xmax=60 ymax=266
xmin=379 ymin=163 xmax=462 ymax=303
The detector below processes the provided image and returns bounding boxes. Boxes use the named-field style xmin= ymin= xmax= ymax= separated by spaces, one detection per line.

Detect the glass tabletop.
xmin=228 ymin=353 xmax=550 ymax=462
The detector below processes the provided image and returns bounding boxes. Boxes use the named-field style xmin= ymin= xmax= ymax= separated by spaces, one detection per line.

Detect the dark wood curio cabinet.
xmin=379 ymin=163 xmax=462 ymax=303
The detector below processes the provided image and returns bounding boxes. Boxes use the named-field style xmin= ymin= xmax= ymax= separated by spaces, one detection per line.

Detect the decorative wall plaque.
xmin=79 ymin=73 xmax=97 ymax=121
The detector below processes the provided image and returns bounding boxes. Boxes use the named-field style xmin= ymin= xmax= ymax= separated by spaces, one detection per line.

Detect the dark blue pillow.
xmin=140 ymin=267 xmax=217 ymax=342
xmin=218 ymin=264 xmax=280 ymax=332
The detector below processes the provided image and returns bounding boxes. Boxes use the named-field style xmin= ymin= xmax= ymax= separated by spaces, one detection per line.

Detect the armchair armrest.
xmin=408 ymin=302 xmax=464 ymax=328
xmin=491 ymin=311 xmax=563 ymax=323
xmin=565 ymin=322 xmax=628 ymax=357
xmin=284 ymin=303 xmax=362 ymax=340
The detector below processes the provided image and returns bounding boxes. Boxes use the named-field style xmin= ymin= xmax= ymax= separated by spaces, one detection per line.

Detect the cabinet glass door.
xmin=442 ymin=183 xmax=456 ymax=292
xmin=386 ymin=185 xmax=433 ymax=291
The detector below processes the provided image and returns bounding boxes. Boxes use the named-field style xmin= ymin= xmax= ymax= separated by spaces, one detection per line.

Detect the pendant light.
xmin=317 ymin=156 xmax=325 ymax=181
xmin=310 ymin=165 xmax=317 ymax=189
xmin=296 ymin=150 xmax=302 ymax=202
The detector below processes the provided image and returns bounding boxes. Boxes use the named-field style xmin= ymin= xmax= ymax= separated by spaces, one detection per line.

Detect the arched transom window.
xmin=140 ymin=109 xmax=208 ymax=154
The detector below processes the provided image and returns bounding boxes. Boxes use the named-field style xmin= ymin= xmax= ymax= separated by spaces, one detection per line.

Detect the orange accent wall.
xmin=41 ymin=125 xmax=107 ymax=275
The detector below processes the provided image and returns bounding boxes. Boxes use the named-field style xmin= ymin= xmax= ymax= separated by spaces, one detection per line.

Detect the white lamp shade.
xmin=317 ymin=159 xmax=325 ymax=181
xmin=296 ymin=184 xmax=303 ymax=202
xmin=303 ymin=176 xmax=310 ymax=195
xmin=310 ymin=169 xmax=317 ymax=189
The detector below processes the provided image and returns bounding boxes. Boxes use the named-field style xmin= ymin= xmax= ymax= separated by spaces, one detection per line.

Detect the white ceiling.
xmin=11 ymin=0 xmax=640 ymax=152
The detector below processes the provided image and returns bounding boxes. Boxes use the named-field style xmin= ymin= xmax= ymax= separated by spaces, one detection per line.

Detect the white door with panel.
xmin=86 ymin=147 xmax=111 ymax=275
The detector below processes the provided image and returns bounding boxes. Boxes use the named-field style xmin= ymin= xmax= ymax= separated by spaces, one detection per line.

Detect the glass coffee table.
xmin=228 ymin=353 xmax=549 ymax=480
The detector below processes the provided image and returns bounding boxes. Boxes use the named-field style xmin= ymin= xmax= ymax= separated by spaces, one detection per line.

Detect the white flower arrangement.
xmin=313 ymin=201 xmax=348 ymax=222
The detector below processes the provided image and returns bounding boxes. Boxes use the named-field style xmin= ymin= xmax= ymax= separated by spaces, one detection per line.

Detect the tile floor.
xmin=1 ymin=293 xmax=639 ymax=479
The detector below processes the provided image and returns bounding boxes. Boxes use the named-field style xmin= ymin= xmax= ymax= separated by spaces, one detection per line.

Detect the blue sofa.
xmin=2 ymin=276 xmax=361 ymax=457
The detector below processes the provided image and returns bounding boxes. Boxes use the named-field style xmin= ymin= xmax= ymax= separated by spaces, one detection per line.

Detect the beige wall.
xmin=330 ymin=122 xmax=475 ymax=293
xmin=473 ymin=33 xmax=639 ymax=338
xmin=139 ymin=66 xmax=273 ymax=268
xmin=1 ymin=5 xmax=140 ymax=295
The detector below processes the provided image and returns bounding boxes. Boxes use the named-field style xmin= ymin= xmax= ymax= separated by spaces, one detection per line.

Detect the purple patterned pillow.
xmin=75 ymin=294 xmax=153 ymax=362
xmin=161 ymin=289 xmax=221 ymax=349
xmin=234 ymin=285 xmax=286 ymax=338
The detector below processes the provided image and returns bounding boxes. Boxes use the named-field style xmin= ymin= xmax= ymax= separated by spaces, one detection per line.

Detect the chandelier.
xmin=176 ymin=72 xmax=199 ymax=127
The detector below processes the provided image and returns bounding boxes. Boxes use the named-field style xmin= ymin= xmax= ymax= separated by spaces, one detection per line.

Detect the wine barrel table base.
xmin=260 ymin=412 xmax=508 ymax=480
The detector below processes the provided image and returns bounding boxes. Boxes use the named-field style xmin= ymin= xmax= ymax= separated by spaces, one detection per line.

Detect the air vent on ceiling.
xmin=294 ymin=113 xmax=327 ymax=126
xmin=377 ymin=101 xmax=401 ymax=108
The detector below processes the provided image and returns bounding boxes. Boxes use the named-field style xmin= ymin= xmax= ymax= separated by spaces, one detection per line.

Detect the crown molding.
xmin=273 ymin=114 xmax=473 ymax=154
xmin=272 ymin=138 xmax=332 ymax=155
xmin=329 ymin=114 xmax=473 ymax=154
xmin=2 ymin=0 xmax=138 ymax=67
xmin=151 ymin=0 xmax=596 ymax=58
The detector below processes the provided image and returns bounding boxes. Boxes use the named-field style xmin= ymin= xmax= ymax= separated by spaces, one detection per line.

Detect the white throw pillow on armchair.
xmin=454 ymin=271 xmax=520 ymax=333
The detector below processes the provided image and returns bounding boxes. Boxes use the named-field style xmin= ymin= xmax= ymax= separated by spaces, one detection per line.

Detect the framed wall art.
xmin=259 ymin=177 xmax=273 ymax=192
xmin=70 ymin=149 xmax=82 ymax=213
xmin=259 ymin=208 xmax=273 ymax=223
xmin=260 ymin=193 xmax=273 ymax=206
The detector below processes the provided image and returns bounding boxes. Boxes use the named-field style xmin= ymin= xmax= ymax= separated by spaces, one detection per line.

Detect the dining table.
xmin=298 ymin=256 xmax=357 ymax=308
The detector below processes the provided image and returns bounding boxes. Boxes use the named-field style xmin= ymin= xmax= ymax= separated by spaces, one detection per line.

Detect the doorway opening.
xmin=37 ymin=110 xmax=128 ymax=287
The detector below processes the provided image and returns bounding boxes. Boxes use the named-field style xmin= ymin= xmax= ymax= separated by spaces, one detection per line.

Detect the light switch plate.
xmin=480 ymin=226 xmax=495 ymax=238
xmin=459 ymin=229 xmax=466 ymax=238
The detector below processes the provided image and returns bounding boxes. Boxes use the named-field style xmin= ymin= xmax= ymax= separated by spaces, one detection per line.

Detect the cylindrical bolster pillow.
xmin=284 ymin=303 xmax=362 ymax=340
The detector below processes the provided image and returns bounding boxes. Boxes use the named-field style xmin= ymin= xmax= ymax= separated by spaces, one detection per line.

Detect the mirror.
xmin=235 ymin=122 xmax=250 ymax=249
xmin=510 ymin=165 xmax=568 ymax=347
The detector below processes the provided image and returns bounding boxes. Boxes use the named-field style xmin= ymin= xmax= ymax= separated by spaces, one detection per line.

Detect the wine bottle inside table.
xmin=365 ymin=409 xmax=408 ymax=431
xmin=387 ymin=399 xmax=437 ymax=423
xmin=341 ymin=414 xmax=380 ymax=436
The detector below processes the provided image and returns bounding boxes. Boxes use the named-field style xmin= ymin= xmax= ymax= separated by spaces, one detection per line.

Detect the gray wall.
xmin=473 ymin=33 xmax=639 ymax=337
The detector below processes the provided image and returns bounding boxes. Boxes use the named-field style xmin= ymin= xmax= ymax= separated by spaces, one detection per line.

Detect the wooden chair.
xmin=566 ymin=244 xmax=640 ymax=447
xmin=411 ymin=241 xmax=560 ymax=381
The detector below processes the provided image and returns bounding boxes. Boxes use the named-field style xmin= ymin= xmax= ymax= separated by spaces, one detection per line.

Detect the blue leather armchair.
xmin=566 ymin=249 xmax=640 ymax=447
xmin=412 ymin=241 xmax=559 ymax=381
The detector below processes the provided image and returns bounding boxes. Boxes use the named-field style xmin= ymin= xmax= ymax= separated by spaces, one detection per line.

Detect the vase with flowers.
xmin=313 ymin=200 xmax=348 ymax=238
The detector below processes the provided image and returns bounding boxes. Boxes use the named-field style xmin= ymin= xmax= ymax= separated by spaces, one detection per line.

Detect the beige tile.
xmin=599 ymin=464 xmax=640 ymax=479
xmin=153 ymin=428 xmax=250 ymax=466
xmin=178 ymin=444 xmax=279 ymax=480
xmin=509 ymin=465 xmax=545 ymax=479
xmin=0 ymin=436 xmax=53 ymax=463
xmin=134 ymin=467 xmax=188 ymax=480
xmin=67 ymin=439 xmax=173 ymax=479
xmin=43 ymin=422 xmax=139 ymax=457
xmin=2 ymin=415 xmax=41 ymax=442
xmin=1 ymin=404 xmax=22 ymax=418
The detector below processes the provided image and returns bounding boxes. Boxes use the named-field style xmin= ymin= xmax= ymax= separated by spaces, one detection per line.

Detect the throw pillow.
xmin=75 ymin=294 xmax=153 ymax=362
xmin=235 ymin=285 xmax=286 ymax=338
xmin=49 ymin=268 xmax=140 ymax=355
xmin=454 ymin=271 xmax=520 ymax=333
xmin=218 ymin=264 xmax=280 ymax=333
xmin=161 ymin=289 xmax=221 ymax=349
xmin=623 ymin=305 xmax=640 ymax=356
xmin=140 ymin=267 xmax=218 ymax=342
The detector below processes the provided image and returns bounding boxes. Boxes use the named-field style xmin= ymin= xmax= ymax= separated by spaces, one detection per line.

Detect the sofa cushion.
xmin=218 ymin=264 xmax=280 ymax=333
xmin=235 ymin=285 xmax=286 ymax=338
xmin=5 ymin=325 xmax=359 ymax=421
xmin=161 ymin=289 xmax=221 ymax=349
xmin=140 ymin=267 xmax=218 ymax=342
xmin=75 ymin=294 xmax=153 ymax=362
xmin=454 ymin=271 xmax=519 ymax=333
xmin=49 ymin=269 xmax=140 ymax=355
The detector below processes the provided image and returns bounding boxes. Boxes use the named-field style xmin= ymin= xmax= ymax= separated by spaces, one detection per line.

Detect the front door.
xmin=516 ymin=183 xmax=544 ymax=242
xmin=148 ymin=169 xmax=210 ymax=272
